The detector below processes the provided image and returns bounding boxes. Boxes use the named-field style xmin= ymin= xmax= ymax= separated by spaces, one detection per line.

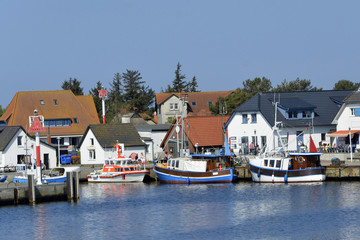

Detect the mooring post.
xmin=73 ymin=171 xmax=79 ymax=201
xmin=67 ymin=172 xmax=74 ymax=201
xmin=28 ymin=174 xmax=35 ymax=205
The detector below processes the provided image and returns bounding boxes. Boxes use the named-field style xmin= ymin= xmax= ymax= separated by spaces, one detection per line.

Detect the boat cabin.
xmin=165 ymin=155 xmax=227 ymax=172
xmin=261 ymin=158 xmax=290 ymax=171
xmin=102 ymin=159 xmax=141 ymax=173
xmin=288 ymin=153 xmax=322 ymax=170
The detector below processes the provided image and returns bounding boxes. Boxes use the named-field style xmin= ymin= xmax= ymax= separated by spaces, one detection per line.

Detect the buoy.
xmin=219 ymin=164 xmax=222 ymax=171
xmin=257 ymin=169 xmax=261 ymax=178
xmin=272 ymin=172 xmax=274 ymax=182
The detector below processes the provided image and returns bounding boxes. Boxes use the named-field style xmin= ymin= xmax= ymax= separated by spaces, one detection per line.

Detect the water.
xmin=1 ymin=182 xmax=360 ymax=240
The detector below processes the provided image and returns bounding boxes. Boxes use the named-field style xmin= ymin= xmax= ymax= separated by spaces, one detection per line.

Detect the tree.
xmin=108 ymin=73 xmax=123 ymax=104
xmin=186 ymin=76 xmax=199 ymax=92
xmin=89 ymin=81 xmax=104 ymax=122
xmin=0 ymin=105 xmax=5 ymax=117
xmin=167 ymin=62 xmax=187 ymax=92
xmin=274 ymin=78 xmax=322 ymax=92
xmin=61 ymin=77 xmax=84 ymax=95
xmin=122 ymin=69 xmax=155 ymax=112
xmin=243 ymin=77 xmax=272 ymax=97
xmin=333 ymin=80 xmax=360 ymax=90
xmin=210 ymin=88 xmax=248 ymax=115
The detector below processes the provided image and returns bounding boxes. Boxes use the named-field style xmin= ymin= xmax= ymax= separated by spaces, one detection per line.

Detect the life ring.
xmin=295 ymin=156 xmax=305 ymax=164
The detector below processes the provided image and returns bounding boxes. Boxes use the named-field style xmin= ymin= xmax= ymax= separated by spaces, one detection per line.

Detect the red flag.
xmin=310 ymin=136 xmax=317 ymax=153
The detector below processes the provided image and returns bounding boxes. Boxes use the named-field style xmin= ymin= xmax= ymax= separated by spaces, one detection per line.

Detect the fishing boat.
xmin=248 ymin=101 xmax=325 ymax=183
xmin=153 ymin=134 xmax=238 ymax=184
xmin=87 ymin=158 xmax=149 ymax=183
xmin=87 ymin=141 xmax=149 ymax=183
xmin=13 ymin=164 xmax=81 ymax=183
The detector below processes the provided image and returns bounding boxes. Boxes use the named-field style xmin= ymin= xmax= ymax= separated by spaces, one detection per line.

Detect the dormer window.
xmin=54 ymin=99 xmax=58 ymax=105
xmin=192 ymin=102 xmax=197 ymax=106
xmin=40 ymin=100 xmax=44 ymax=105
xmin=208 ymin=101 xmax=213 ymax=105
xmin=73 ymin=118 xmax=78 ymax=123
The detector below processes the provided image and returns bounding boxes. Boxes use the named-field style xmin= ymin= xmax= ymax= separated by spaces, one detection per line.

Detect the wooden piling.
xmin=66 ymin=171 xmax=74 ymax=201
xmin=73 ymin=171 xmax=79 ymax=201
xmin=28 ymin=174 xmax=35 ymax=205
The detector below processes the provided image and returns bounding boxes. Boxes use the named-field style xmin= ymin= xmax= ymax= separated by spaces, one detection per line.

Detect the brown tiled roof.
xmin=156 ymin=91 xmax=233 ymax=116
xmin=161 ymin=115 xmax=230 ymax=148
xmin=0 ymin=90 xmax=100 ymax=136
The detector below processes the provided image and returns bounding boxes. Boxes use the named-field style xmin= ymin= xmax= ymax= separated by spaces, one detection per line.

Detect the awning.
xmin=327 ymin=130 xmax=360 ymax=138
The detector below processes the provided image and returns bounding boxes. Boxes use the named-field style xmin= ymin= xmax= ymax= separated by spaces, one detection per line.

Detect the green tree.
xmin=168 ymin=62 xmax=187 ymax=92
xmin=108 ymin=73 xmax=123 ymax=104
xmin=186 ymin=76 xmax=199 ymax=92
xmin=274 ymin=78 xmax=322 ymax=92
xmin=210 ymin=88 xmax=247 ymax=115
xmin=243 ymin=77 xmax=272 ymax=97
xmin=89 ymin=81 xmax=104 ymax=122
xmin=61 ymin=77 xmax=84 ymax=95
xmin=122 ymin=69 xmax=155 ymax=112
xmin=333 ymin=80 xmax=360 ymax=90
xmin=0 ymin=105 xmax=5 ymax=117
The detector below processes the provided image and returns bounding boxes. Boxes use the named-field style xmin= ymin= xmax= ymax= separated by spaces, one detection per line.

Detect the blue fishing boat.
xmin=153 ymin=136 xmax=238 ymax=184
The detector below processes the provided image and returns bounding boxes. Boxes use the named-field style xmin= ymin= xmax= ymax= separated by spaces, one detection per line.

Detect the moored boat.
xmin=153 ymin=154 xmax=238 ymax=184
xmin=0 ymin=175 xmax=7 ymax=182
xmin=13 ymin=165 xmax=81 ymax=183
xmin=87 ymin=158 xmax=149 ymax=183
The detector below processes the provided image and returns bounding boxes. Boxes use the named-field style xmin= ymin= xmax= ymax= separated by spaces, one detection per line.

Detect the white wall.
xmin=80 ymin=129 xmax=105 ymax=165
xmin=158 ymin=95 xmax=185 ymax=124
xmin=1 ymin=129 xmax=56 ymax=168
xmin=337 ymin=104 xmax=360 ymax=130
xmin=152 ymin=131 xmax=168 ymax=160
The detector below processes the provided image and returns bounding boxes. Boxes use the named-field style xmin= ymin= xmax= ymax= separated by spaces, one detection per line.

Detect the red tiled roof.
xmin=161 ymin=115 xmax=230 ymax=148
xmin=0 ymin=90 xmax=100 ymax=136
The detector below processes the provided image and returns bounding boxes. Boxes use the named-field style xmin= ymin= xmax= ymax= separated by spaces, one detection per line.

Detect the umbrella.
xmin=130 ymin=152 xmax=138 ymax=160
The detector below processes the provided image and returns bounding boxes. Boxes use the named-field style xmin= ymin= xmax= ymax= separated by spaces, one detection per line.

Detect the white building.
xmin=226 ymin=90 xmax=353 ymax=155
xmin=329 ymin=88 xmax=360 ymax=151
xmin=79 ymin=124 xmax=146 ymax=165
xmin=0 ymin=126 xmax=57 ymax=169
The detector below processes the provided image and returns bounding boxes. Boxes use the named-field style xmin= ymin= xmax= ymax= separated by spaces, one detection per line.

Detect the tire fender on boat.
xmin=257 ymin=169 xmax=261 ymax=178
xmin=284 ymin=173 xmax=288 ymax=183
xmin=186 ymin=177 xmax=190 ymax=184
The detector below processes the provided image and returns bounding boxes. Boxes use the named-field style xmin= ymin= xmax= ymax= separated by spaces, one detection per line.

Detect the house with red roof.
xmin=160 ymin=115 xmax=230 ymax=157
xmin=0 ymin=90 xmax=100 ymax=153
xmin=155 ymin=91 xmax=233 ymax=124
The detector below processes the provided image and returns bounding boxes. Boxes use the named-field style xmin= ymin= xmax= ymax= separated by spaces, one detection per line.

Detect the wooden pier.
xmin=0 ymin=172 xmax=80 ymax=206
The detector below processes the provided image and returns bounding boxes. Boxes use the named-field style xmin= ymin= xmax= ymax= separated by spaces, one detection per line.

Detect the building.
xmin=155 ymin=91 xmax=233 ymax=124
xmin=0 ymin=126 xmax=56 ymax=169
xmin=329 ymin=88 xmax=360 ymax=151
xmin=225 ymin=90 xmax=353 ymax=155
xmin=160 ymin=116 xmax=229 ymax=157
xmin=79 ymin=123 xmax=146 ymax=165
xmin=135 ymin=124 xmax=171 ymax=161
xmin=0 ymin=90 xmax=100 ymax=153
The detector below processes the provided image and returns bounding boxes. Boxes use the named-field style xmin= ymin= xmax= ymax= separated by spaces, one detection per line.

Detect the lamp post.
xmin=349 ymin=127 xmax=353 ymax=162
xmin=57 ymin=137 xmax=61 ymax=167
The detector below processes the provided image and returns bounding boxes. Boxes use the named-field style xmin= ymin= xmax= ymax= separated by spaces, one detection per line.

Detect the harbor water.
xmin=2 ymin=181 xmax=360 ymax=239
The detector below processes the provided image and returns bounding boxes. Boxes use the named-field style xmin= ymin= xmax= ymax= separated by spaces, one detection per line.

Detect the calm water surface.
xmin=1 ymin=182 xmax=360 ymax=239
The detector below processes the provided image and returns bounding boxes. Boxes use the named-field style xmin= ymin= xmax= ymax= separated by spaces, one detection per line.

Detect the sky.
xmin=1 ymin=0 xmax=360 ymax=108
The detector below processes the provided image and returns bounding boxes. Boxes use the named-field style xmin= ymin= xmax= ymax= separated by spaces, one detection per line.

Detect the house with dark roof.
xmin=135 ymin=124 xmax=171 ymax=160
xmin=160 ymin=116 xmax=229 ymax=157
xmin=0 ymin=90 xmax=100 ymax=153
xmin=79 ymin=124 xmax=146 ymax=165
xmin=329 ymin=88 xmax=360 ymax=151
xmin=225 ymin=90 xmax=353 ymax=154
xmin=155 ymin=91 xmax=233 ymax=124
xmin=0 ymin=126 xmax=56 ymax=169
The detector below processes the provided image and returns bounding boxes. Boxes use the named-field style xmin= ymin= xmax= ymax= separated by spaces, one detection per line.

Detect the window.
xmin=172 ymin=160 xmax=175 ymax=167
xmin=276 ymin=160 xmax=281 ymax=168
xmin=352 ymin=108 xmax=360 ymax=117
xmin=251 ymin=113 xmax=257 ymax=123
xmin=293 ymin=112 xmax=298 ymax=118
xmin=174 ymin=103 xmax=178 ymax=110
xmin=242 ymin=114 xmax=248 ymax=124
xmin=321 ymin=133 xmax=326 ymax=141
xmin=54 ymin=99 xmax=58 ymax=105
xmin=302 ymin=111 xmax=311 ymax=118
xmin=192 ymin=102 xmax=197 ymax=106
xmin=90 ymin=138 xmax=94 ymax=146
xmin=264 ymin=159 xmax=268 ymax=166
xmin=44 ymin=119 xmax=71 ymax=127
xmin=170 ymin=103 xmax=174 ymax=110
xmin=89 ymin=149 xmax=96 ymax=160
xmin=288 ymin=112 xmax=293 ymax=118
xmin=40 ymin=100 xmax=44 ymax=105
xmin=269 ymin=160 xmax=275 ymax=167
xmin=176 ymin=160 xmax=179 ymax=168
xmin=208 ymin=101 xmax=213 ymax=105
xmin=17 ymin=136 xmax=22 ymax=146
xmin=261 ymin=136 xmax=267 ymax=149
xmin=73 ymin=118 xmax=78 ymax=123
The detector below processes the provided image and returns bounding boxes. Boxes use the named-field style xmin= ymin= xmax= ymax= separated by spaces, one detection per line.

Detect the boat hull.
xmin=13 ymin=176 xmax=67 ymax=183
xmin=249 ymin=163 xmax=325 ymax=183
xmin=153 ymin=165 xmax=236 ymax=184
xmin=87 ymin=171 xmax=148 ymax=183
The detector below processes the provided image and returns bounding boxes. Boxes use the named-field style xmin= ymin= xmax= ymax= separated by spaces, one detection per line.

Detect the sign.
xmin=29 ymin=116 xmax=45 ymax=132
xmin=98 ymin=89 xmax=108 ymax=99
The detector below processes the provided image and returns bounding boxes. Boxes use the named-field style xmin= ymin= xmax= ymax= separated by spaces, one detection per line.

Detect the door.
xmin=43 ymin=153 xmax=49 ymax=169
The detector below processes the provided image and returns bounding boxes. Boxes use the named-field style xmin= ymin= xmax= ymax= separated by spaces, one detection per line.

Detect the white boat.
xmin=248 ymin=101 xmax=325 ymax=183
xmin=87 ymin=158 xmax=149 ymax=183
xmin=13 ymin=164 xmax=81 ymax=183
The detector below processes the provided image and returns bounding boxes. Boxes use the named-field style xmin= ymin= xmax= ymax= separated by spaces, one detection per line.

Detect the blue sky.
xmin=1 ymin=0 xmax=359 ymax=107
